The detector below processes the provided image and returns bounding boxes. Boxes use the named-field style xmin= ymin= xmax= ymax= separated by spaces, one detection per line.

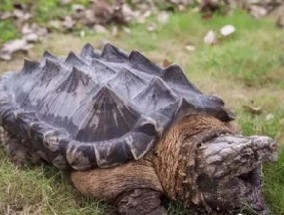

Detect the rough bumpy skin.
xmin=72 ymin=115 xmax=277 ymax=214
xmin=0 ymin=43 xmax=234 ymax=170
xmin=0 ymin=44 xmax=278 ymax=214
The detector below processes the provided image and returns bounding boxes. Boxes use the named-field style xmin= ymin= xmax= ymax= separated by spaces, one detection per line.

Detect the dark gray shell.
xmin=0 ymin=43 xmax=234 ymax=170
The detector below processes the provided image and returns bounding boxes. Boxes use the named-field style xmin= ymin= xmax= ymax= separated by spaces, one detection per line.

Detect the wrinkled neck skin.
xmin=151 ymin=114 xmax=277 ymax=213
xmin=152 ymin=114 xmax=231 ymax=207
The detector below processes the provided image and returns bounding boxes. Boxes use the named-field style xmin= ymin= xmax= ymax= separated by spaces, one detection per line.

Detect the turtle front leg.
xmin=115 ymin=188 xmax=166 ymax=215
xmin=71 ymin=159 xmax=166 ymax=215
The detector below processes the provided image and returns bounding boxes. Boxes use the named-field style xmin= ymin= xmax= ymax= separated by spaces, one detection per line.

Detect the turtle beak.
xmin=196 ymin=134 xmax=278 ymax=212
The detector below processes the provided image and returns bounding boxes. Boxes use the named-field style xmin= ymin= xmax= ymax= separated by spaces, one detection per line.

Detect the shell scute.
xmin=75 ymin=85 xmax=139 ymax=142
xmin=42 ymin=50 xmax=57 ymax=62
xmin=80 ymin=43 xmax=95 ymax=58
xmin=101 ymin=43 xmax=128 ymax=62
xmin=42 ymin=59 xmax=61 ymax=82
xmin=161 ymin=64 xmax=201 ymax=94
xmin=107 ymin=68 xmax=147 ymax=99
xmin=21 ymin=59 xmax=40 ymax=74
xmin=57 ymin=67 xmax=91 ymax=93
xmin=129 ymin=50 xmax=162 ymax=75
xmin=133 ymin=77 xmax=177 ymax=112
xmin=64 ymin=52 xmax=86 ymax=67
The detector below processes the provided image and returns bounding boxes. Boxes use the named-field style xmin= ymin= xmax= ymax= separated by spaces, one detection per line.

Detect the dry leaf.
xmin=22 ymin=23 xmax=48 ymax=39
xmin=0 ymin=11 xmax=13 ymax=20
xmin=92 ymin=0 xmax=126 ymax=25
xmin=13 ymin=9 xmax=32 ymax=21
xmin=243 ymin=105 xmax=262 ymax=115
xmin=122 ymin=3 xmax=139 ymax=23
xmin=0 ymin=39 xmax=33 ymax=61
xmin=185 ymin=44 xmax=196 ymax=52
xmin=62 ymin=16 xmax=76 ymax=30
xmin=249 ymin=5 xmax=267 ymax=18
xmin=48 ymin=20 xmax=62 ymax=30
xmin=23 ymin=33 xmax=38 ymax=43
xmin=162 ymin=59 xmax=172 ymax=67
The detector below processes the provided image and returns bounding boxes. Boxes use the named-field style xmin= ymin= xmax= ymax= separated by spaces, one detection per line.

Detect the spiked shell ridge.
xmin=0 ymin=43 xmax=234 ymax=170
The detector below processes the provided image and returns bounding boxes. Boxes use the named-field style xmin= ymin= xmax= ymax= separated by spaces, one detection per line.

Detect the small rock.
xmin=220 ymin=25 xmax=236 ymax=37
xmin=204 ymin=30 xmax=217 ymax=45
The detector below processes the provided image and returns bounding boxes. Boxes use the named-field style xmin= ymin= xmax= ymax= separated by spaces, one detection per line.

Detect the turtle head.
xmin=189 ymin=134 xmax=278 ymax=213
xmin=153 ymin=115 xmax=277 ymax=213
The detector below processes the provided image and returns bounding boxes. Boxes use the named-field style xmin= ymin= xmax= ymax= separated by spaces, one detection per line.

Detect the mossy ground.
xmin=0 ymin=6 xmax=283 ymax=215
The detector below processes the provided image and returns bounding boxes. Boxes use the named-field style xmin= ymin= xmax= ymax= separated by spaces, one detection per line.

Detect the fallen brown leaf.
xmin=0 ymin=39 xmax=33 ymax=61
xmin=242 ymin=105 xmax=263 ymax=115
xmin=162 ymin=59 xmax=172 ymax=67
xmin=62 ymin=16 xmax=76 ymax=30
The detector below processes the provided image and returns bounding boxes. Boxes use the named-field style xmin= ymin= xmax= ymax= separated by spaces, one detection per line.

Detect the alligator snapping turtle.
xmin=0 ymin=43 xmax=278 ymax=214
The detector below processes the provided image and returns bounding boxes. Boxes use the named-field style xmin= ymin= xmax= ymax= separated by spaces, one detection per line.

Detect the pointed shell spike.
xmin=80 ymin=43 xmax=95 ymax=58
xmin=101 ymin=43 xmax=128 ymax=61
xmin=129 ymin=50 xmax=162 ymax=75
xmin=21 ymin=59 xmax=40 ymax=74
xmin=42 ymin=50 xmax=57 ymax=61
xmin=65 ymin=51 xmax=85 ymax=66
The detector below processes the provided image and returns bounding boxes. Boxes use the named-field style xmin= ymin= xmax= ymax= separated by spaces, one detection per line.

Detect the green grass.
xmin=264 ymin=148 xmax=284 ymax=215
xmin=124 ymin=10 xmax=284 ymax=88
xmin=0 ymin=0 xmax=91 ymax=43
xmin=0 ymin=7 xmax=284 ymax=215
xmin=0 ymin=150 xmax=109 ymax=214
xmin=0 ymin=20 xmax=19 ymax=43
